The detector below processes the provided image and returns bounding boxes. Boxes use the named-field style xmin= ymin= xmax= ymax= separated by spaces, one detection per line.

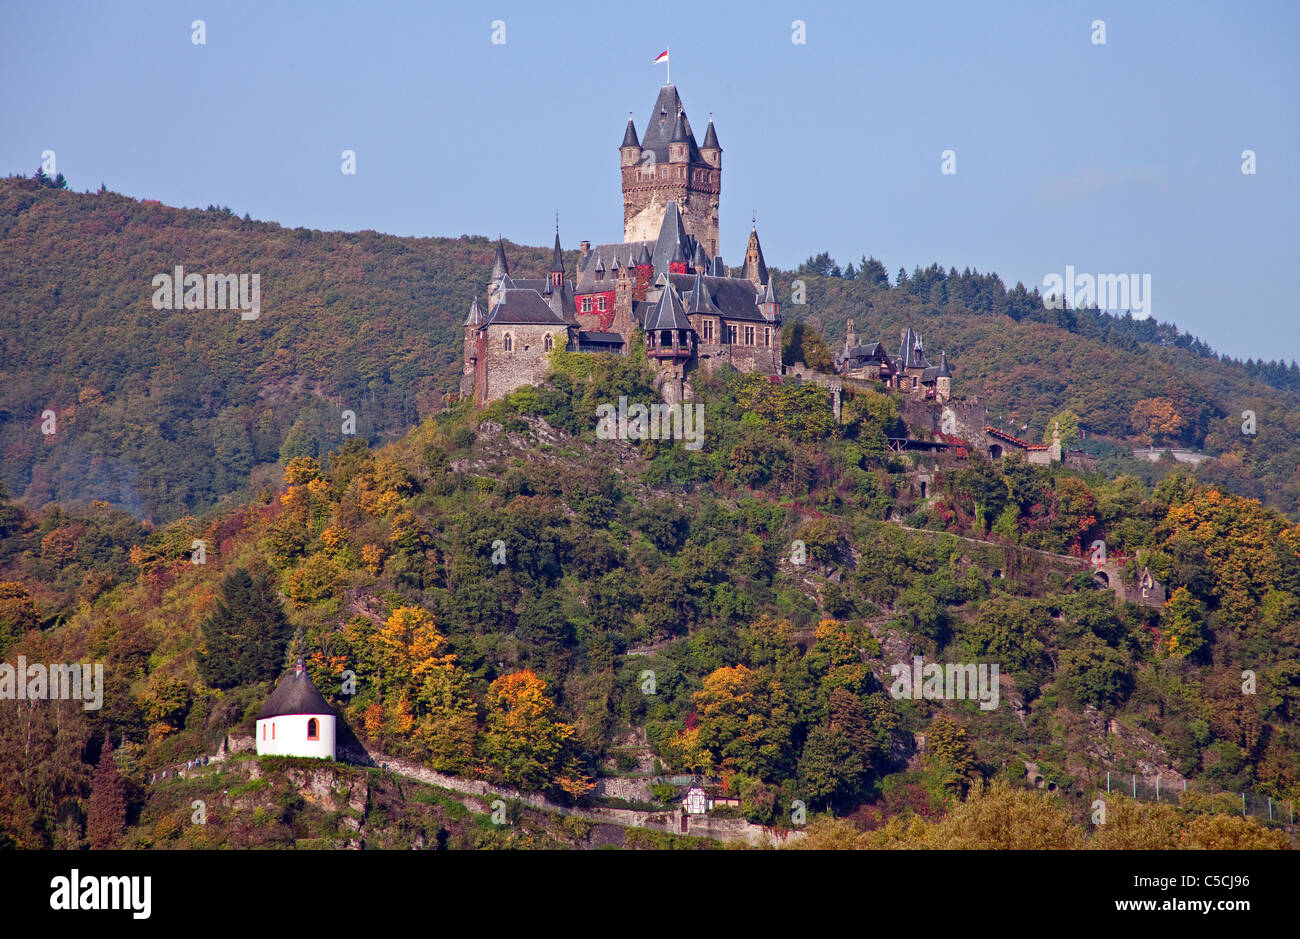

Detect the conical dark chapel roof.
xmin=257 ymin=659 xmax=334 ymax=719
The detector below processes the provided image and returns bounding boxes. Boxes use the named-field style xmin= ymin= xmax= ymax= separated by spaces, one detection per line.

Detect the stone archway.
xmin=989 ymin=444 xmax=1003 ymax=459
xmin=1093 ymin=570 xmax=1110 ymax=589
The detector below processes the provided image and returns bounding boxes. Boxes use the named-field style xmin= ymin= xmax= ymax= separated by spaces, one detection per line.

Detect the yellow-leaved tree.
xmin=481 ymin=670 xmax=577 ymax=791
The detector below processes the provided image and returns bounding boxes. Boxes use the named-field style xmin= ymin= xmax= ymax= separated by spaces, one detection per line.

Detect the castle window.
xmin=544 ymin=333 xmax=553 ymax=351
xmin=660 ymin=168 xmax=667 ymax=179
xmin=271 ymin=723 xmax=276 ymax=740
xmin=728 ymin=325 xmax=738 ymax=344
xmin=503 ymin=333 xmax=513 ymax=353
xmin=307 ymin=718 xmax=319 ymax=741
xmin=744 ymin=326 xmax=755 ymax=345
xmin=679 ymin=167 xmax=685 ymax=179
xmin=764 ymin=327 xmax=771 ymax=347
xmin=912 ymin=376 xmax=918 ymax=389
xmin=262 ymin=723 xmax=266 ymax=740
xmin=703 ymin=319 xmax=714 ymax=341
xmin=596 ymin=269 xmax=604 ymax=281
xmin=597 ymin=296 xmax=607 ymax=311
xmin=581 ymin=297 xmax=592 ymax=313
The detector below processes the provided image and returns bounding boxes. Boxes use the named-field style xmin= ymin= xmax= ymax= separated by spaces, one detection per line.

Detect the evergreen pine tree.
xmin=197 ymin=568 xmax=291 ymax=688
xmin=86 ymin=733 xmax=126 ymax=849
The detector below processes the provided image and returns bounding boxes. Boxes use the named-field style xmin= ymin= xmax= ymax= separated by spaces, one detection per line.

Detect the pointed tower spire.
xmin=742 ymin=225 xmax=768 ymax=288
xmin=702 ymin=115 xmax=720 ymax=151
xmin=550 ymin=219 xmax=565 ymax=286
xmin=464 ymin=296 xmax=483 ymax=327
xmin=492 ymin=236 xmax=509 ymax=280
xmin=671 ymin=109 xmax=690 ymax=144
xmin=621 ymin=113 xmax=640 ymax=148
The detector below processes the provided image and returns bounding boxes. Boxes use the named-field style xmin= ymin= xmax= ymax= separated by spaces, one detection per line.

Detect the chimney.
xmin=579 ymin=241 xmax=591 ymax=270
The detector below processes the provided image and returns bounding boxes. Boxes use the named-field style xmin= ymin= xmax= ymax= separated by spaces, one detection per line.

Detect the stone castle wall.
xmin=478 ymin=323 xmax=565 ymax=403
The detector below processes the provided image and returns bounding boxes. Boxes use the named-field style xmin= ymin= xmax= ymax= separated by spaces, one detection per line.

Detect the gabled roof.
xmin=665 ymin=273 xmax=773 ymax=323
xmin=644 ymin=283 xmax=693 ymax=332
xmin=684 ymin=271 xmax=721 ymax=315
xmin=484 ymin=288 xmax=568 ymax=326
xmin=898 ymin=326 xmax=930 ymax=370
xmin=839 ymin=341 xmax=895 ymax=372
xmin=574 ymin=242 xmax=649 ymax=293
xmin=257 ymin=659 xmax=333 ymax=720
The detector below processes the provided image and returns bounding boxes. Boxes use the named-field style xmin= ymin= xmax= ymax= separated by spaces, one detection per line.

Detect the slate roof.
xmin=257 ymin=660 xmax=334 ymax=720
xmin=702 ymin=119 xmax=720 ymax=151
xmin=491 ymin=238 xmax=509 ymax=280
xmin=897 ymin=326 xmax=930 ymax=370
xmin=578 ymin=331 xmax=624 ymax=343
xmin=550 ymin=231 xmax=565 ymax=273
xmin=464 ymin=297 xmax=483 ymax=327
xmin=839 ymin=341 xmax=894 ymax=371
xmin=621 ymin=117 xmax=640 ymax=149
xmin=639 ymin=85 xmax=703 ymax=164
xmin=575 ymin=242 xmax=650 ymax=293
xmin=644 ymin=283 xmax=693 ymax=332
xmin=651 ymin=202 xmax=694 ymax=277
xmin=666 ymin=273 xmax=771 ymax=323
xmin=509 ymin=278 xmax=548 ymax=293
xmin=483 ymin=288 xmax=568 ymax=326
xmin=684 ymin=271 xmax=722 ymax=315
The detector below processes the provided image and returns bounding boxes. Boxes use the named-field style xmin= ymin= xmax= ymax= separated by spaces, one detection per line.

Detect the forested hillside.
xmin=2 ymin=176 xmax=1298 ymax=521
xmin=1 ymin=350 xmax=1295 ymax=849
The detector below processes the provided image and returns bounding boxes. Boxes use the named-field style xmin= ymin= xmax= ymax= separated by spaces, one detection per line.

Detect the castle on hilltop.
xmin=462 ymin=84 xmax=782 ymax=405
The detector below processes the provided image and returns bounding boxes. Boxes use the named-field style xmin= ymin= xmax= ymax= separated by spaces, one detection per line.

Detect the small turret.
xmin=701 ymin=115 xmax=721 ymax=168
xmin=620 ymin=114 xmax=642 ymax=168
xmin=692 ymin=241 xmax=709 ymax=274
xmin=668 ymin=110 xmax=690 ymax=164
xmin=936 ymin=351 xmax=952 ymax=402
xmin=760 ymin=280 xmax=779 ymax=321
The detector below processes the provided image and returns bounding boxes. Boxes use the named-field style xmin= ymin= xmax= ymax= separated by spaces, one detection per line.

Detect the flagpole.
xmin=667 ymin=45 xmax=670 ymax=84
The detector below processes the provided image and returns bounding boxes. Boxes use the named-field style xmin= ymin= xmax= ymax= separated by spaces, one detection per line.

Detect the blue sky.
xmin=2 ymin=0 xmax=1296 ymax=361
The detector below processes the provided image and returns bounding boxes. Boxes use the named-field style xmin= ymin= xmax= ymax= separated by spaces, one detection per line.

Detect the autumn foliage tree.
xmin=1130 ymin=396 xmax=1187 ymax=447
xmin=481 ymin=671 xmax=577 ymax=791
xmin=87 ymin=734 xmax=126 ymax=850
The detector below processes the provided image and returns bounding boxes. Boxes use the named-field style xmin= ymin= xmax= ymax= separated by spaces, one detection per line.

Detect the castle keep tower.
xmin=622 ymin=86 xmax=720 ymax=257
